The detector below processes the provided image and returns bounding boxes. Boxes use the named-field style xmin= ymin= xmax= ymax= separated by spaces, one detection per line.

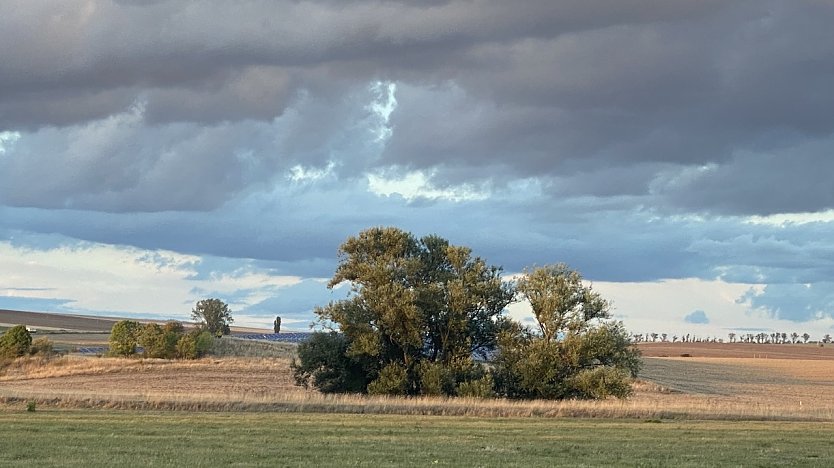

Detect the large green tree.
xmin=493 ymin=264 xmax=641 ymax=399
xmin=192 ymin=298 xmax=234 ymax=336
xmin=312 ymin=227 xmax=514 ymax=395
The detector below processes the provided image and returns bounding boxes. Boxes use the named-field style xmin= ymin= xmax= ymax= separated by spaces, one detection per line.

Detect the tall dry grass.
xmin=2 ymin=355 xmax=833 ymax=421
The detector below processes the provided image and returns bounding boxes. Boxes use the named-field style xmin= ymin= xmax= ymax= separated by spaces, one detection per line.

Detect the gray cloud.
xmin=1 ymin=1 xmax=833 ymax=216
xmin=740 ymin=283 xmax=834 ymax=323
xmin=2 ymin=0 xmax=834 ymax=328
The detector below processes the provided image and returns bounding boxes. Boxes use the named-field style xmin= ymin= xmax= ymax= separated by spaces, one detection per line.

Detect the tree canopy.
xmin=192 ymin=298 xmax=234 ymax=336
xmin=494 ymin=264 xmax=640 ymax=399
xmin=311 ymin=227 xmax=514 ymax=395
xmin=297 ymin=227 xmax=641 ymax=400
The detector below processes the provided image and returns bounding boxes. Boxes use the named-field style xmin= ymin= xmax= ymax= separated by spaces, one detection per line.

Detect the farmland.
xmin=4 ymin=311 xmax=834 ymax=465
xmin=2 ymin=411 xmax=834 ymax=467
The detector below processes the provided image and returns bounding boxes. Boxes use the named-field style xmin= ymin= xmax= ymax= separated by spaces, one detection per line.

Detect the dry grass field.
xmin=3 ymin=310 xmax=834 ymax=421
xmin=2 ymin=352 xmax=833 ymax=421
xmin=638 ymin=341 xmax=834 ymax=359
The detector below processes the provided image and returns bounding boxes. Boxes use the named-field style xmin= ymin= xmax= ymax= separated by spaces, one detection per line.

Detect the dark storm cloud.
xmin=2 ymin=0 xmax=833 ymax=215
xmin=2 ymin=0 xmax=834 ymax=327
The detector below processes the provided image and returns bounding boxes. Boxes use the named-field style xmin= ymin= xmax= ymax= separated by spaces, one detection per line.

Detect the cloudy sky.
xmin=2 ymin=0 xmax=834 ymax=338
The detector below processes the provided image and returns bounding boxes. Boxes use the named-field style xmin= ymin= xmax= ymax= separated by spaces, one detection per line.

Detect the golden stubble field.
xmin=3 ymin=311 xmax=834 ymax=420
xmin=3 ymin=349 xmax=834 ymax=421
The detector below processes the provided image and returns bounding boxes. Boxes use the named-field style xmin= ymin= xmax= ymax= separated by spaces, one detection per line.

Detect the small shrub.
xmin=569 ymin=367 xmax=633 ymax=399
xmin=456 ymin=373 xmax=495 ymax=398
xmin=176 ymin=334 xmax=198 ymax=359
xmin=175 ymin=330 xmax=213 ymax=359
xmin=292 ymin=332 xmax=373 ymax=393
xmin=194 ymin=331 xmax=214 ymax=357
xmin=26 ymin=401 xmax=36 ymax=412
xmin=139 ymin=323 xmax=169 ymax=358
xmin=0 ymin=325 xmax=33 ymax=357
xmin=29 ymin=337 xmax=54 ymax=356
xmin=418 ymin=361 xmax=454 ymax=396
xmin=368 ymin=363 xmax=408 ymax=395
xmin=109 ymin=320 xmax=141 ymax=356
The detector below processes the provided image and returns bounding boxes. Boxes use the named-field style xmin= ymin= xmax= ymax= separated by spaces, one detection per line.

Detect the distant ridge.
xmin=0 ymin=309 xmax=271 ymax=334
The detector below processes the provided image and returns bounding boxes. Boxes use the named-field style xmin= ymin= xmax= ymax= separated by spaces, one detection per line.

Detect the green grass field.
xmin=2 ymin=410 xmax=833 ymax=467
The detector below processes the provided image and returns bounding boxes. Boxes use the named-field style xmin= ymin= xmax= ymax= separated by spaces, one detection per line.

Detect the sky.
xmin=2 ymin=0 xmax=834 ymax=339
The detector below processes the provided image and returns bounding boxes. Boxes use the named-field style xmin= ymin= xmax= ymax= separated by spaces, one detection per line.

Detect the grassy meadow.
xmin=2 ymin=411 xmax=834 ymax=467
xmin=5 ymin=313 xmax=834 ymax=466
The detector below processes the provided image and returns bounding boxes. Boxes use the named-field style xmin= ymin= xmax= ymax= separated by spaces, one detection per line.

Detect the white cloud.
xmin=367 ymin=169 xmax=489 ymax=202
xmin=0 ymin=131 xmax=21 ymax=154
xmin=0 ymin=240 xmax=302 ymax=326
xmin=507 ymin=277 xmax=834 ymax=339
xmin=745 ymin=209 xmax=834 ymax=227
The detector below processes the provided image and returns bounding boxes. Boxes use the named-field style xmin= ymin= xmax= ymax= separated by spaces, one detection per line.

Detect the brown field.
xmin=1 ymin=352 xmax=832 ymax=421
xmin=0 ymin=309 xmax=122 ymax=333
xmin=3 ymin=312 xmax=834 ymax=420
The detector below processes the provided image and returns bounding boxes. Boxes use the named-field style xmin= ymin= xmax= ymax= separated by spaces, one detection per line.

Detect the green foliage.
xmin=417 ymin=360 xmax=454 ymax=396
xmin=175 ymin=330 xmax=214 ymax=359
xmin=0 ymin=325 xmax=32 ymax=357
xmin=108 ymin=320 xmax=141 ymax=356
xmin=315 ymin=227 xmax=514 ymax=396
xmin=456 ymin=373 xmax=495 ymax=398
xmin=494 ymin=265 xmax=641 ymax=400
xmin=194 ymin=330 xmax=214 ymax=356
xmin=306 ymin=230 xmax=641 ymax=400
xmin=139 ymin=323 xmax=183 ymax=359
xmin=191 ymin=298 xmax=233 ymax=336
xmin=163 ymin=321 xmax=185 ymax=335
xmin=26 ymin=401 xmax=36 ymax=412
xmin=569 ymin=367 xmax=633 ymax=399
xmin=368 ymin=363 xmax=408 ymax=395
xmin=292 ymin=332 xmax=372 ymax=393
xmin=176 ymin=334 xmax=197 ymax=359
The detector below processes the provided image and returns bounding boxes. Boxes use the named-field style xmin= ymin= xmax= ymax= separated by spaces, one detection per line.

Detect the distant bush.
xmin=109 ymin=320 xmax=141 ymax=356
xmin=292 ymin=332 xmax=374 ymax=393
xmin=176 ymin=333 xmax=198 ymax=359
xmin=417 ymin=361 xmax=454 ymax=396
xmin=0 ymin=325 xmax=33 ymax=357
xmin=110 ymin=320 xmax=212 ymax=360
xmin=26 ymin=401 xmax=36 ymax=412
xmin=456 ymin=374 xmax=495 ymax=399
xmin=569 ymin=367 xmax=633 ymax=399
xmin=29 ymin=337 xmax=54 ymax=356
xmin=175 ymin=330 xmax=214 ymax=360
xmin=139 ymin=323 xmax=189 ymax=359
xmin=368 ymin=363 xmax=408 ymax=396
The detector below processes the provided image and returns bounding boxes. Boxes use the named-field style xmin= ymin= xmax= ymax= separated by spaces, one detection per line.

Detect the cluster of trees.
xmin=109 ymin=297 xmax=234 ymax=358
xmin=109 ymin=320 xmax=214 ymax=359
xmin=633 ymin=332 xmax=831 ymax=344
xmin=0 ymin=325 xmax=53 ymax=359
xmin=293 ymin=227 xmax=641 ymax=400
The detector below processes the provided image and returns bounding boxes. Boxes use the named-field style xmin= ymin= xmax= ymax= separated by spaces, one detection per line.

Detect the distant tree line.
xmin=292 ymin=227 xmax=641 ymax=400
xmin=632 ymin=332 xmax=831 ymax=344
xmin=108 ymin=298 xmax=235 ymax=358
xmin=109 ymin=320 xmax=214 ymax=359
